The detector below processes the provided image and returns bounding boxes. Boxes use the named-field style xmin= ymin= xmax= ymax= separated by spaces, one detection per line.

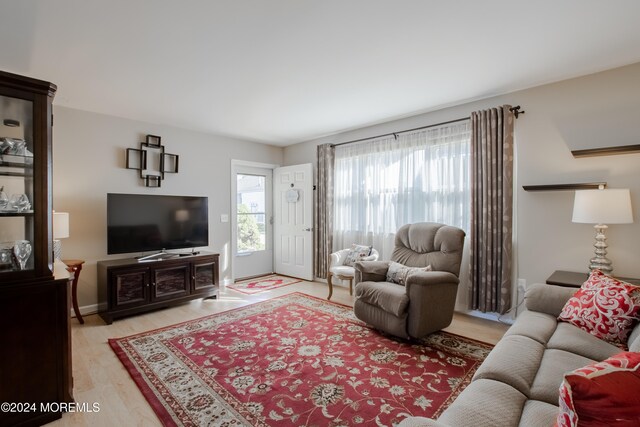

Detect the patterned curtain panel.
xmin=470 ymin=105 xmax=514 ymax=314
xmin=314 ymin=143 xmax=335 ymax=279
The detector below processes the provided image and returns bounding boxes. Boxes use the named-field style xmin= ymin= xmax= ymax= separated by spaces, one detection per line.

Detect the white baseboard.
xmin=70 ymin=303 xmax=100 ymax=318
xmin=458 ymin=309 xmax=515 ymax=325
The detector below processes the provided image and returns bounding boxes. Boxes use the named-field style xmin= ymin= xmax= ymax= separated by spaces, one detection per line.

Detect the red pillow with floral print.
xmin=558 ymin=269 xmax=640 ymax=346
xmin=557 ymin=351 xmax=640 ymax=427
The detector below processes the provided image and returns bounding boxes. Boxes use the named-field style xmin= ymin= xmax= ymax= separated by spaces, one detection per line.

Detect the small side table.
xmin=63 ymin=259 xmax=85 ymax=324
xmin=546 ymin=270 xmax=640 ymax=288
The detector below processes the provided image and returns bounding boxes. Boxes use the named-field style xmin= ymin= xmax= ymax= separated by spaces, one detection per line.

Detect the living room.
xmin=1 ymin=1 xmax=640 ymax=426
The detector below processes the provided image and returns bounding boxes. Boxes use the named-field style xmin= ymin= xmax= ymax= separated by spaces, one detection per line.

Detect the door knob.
xmin=303 ymin=228 xmax=313 ymax=231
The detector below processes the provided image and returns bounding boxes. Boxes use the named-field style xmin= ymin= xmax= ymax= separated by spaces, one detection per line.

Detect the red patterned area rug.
xmin=109 ymin=293 xmax=492 ymax=427
xmin=227 ymin=274 xmax=302 ymax=294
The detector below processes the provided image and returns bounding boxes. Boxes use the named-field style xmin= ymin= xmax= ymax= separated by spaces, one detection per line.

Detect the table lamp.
xmin=572 ymin=188 xmax=633 ymax=274
xmin=53 ymin=211 xmax=69 ymax=261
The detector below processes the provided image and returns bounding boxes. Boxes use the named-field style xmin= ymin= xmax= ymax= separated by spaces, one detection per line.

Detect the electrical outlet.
xmin=220 ymin=214 xmax=229 ymax=223
xmin=517 ymin=278 xmax=526 ymax=293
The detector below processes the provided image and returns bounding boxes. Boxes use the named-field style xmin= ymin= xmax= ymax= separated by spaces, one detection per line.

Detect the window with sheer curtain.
xmin=333 ymin=121 xmax=471 ymax=259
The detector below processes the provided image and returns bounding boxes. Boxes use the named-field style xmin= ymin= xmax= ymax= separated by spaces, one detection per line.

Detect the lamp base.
xmin=588 ymin=224 xmax=613 ymax=275
xmin=53 ymin=239 xmax=62 ymax=261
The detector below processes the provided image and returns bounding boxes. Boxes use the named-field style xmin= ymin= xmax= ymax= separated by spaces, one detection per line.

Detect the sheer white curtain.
xmin=333 ymin=121 xmax=471 ymax=260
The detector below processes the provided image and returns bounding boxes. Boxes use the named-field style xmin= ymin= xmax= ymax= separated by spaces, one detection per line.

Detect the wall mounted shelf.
xmin=522 ymin=182 xmax=606 ymax=192
xmin=126 ymin=134 xmax=179 ymax=187
xmin=571 ymin=144 xmax=640 ymax=158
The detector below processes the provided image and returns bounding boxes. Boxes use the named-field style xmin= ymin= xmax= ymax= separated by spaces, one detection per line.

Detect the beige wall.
xmin=53 ymin=62 xmax=640 ymax=314
xmin=52 ymin=107 xmax=283 ymax=310
xmin=284 ymin=62 xmax=640 ymax=311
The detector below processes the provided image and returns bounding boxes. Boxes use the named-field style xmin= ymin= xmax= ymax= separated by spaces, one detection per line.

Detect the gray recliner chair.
xmin=353 ymin=222 xmax=466 ymax=339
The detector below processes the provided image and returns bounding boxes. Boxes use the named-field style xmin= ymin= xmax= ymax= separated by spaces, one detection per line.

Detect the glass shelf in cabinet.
xmin=0 ymin=210 xmax=35 ymax=217
xmin=0 ymin=154 xmax=34 ymax=167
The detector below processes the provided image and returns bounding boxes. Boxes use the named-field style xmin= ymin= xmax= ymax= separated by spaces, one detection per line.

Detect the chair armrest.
xmin=405 ymin=271 xmax=460 ymax=338
xmin=354 ymin=260 xmax=389 ymax=283
xmin=524 ymin=283 xmax=577 ymax=317
xmin=329 ymin=249 xmax=350 ymax=268
xmin=405 ymin=271 xmax=460 ymax=291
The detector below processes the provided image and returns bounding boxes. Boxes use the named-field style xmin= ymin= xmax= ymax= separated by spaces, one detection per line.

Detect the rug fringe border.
xmin=108 ymin=339 xmax=179 ymax=426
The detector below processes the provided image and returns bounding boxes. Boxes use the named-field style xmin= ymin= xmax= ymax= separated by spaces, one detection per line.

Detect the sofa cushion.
xmin=525 ymin=283 xmax=577 ymax=317
xmin=329 ymin=265 xmax=355 ymax=277
xmin=558 ymin=269 xmax=640 ymax=346
xmin=518 ymin=400 xmax=558 ymax=427
xmin=557 ymin=351 xmax=640 ymax=427
xmin=547 ymin=322 xmax=621 ymax=361
xmin=504 ymin=310 xmax=558 ymax=345
xmin=628 ymin=322 xmax=640 ymax=352
xmin=438 ymin=379 xmax=527 ymax=427
xmin=473 ymin=335 xmax=544 ymax=396
xmin=530 ymin=349 xmax=594 ymax=405
xmin=397 ymin=417 xmax=446 ymax=427
xmin=355 ymin=281 xmax=409 ymax=317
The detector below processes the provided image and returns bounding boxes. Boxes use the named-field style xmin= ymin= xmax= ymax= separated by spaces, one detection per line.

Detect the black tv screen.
xmin=107 ymin=193 xmax=209 ymax=255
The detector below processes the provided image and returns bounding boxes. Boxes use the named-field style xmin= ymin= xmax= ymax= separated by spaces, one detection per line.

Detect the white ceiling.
xmin=2 ymin=1 xmax=640 ymax=147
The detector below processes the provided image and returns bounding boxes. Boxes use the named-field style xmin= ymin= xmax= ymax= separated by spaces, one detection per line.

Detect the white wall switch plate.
xmin=220 ymin=214 xmax=229 ymax=223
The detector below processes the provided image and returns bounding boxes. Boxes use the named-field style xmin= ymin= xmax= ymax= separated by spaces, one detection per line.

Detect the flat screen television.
xmin=107 ymin=193 xmax=209 ymax=255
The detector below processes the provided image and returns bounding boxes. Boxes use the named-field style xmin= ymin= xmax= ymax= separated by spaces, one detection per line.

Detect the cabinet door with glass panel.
xmin=0 ymin=71 xmax=56 ymax=283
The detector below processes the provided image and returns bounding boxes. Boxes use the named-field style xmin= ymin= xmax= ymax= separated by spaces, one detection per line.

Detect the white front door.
xmin=274 ymin=163 xmax=313 ymax=281
xmin=232 ymin=166 xmax=273 ymax=280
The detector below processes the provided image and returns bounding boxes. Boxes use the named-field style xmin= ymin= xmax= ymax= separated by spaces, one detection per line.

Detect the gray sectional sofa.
xmin=399 ymin=283 xmax=640 ymax=427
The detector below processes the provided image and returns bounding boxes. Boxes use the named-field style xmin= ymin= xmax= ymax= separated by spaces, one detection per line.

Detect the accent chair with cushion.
xmin=327 ymin=245 xmax=379 ymax=300
xmin=353 ymin=222 xmax=466 ymax=339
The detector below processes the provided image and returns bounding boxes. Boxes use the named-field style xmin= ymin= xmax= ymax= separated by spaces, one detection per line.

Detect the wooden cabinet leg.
xmin=327 ymin=272 xmax=333 ymax=300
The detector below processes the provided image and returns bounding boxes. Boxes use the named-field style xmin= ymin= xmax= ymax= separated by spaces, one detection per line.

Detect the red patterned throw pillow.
xmin=558 ymin=269 xmax=640 ymax=346
xmin=557 ymin=351 xmax=640 ymax=427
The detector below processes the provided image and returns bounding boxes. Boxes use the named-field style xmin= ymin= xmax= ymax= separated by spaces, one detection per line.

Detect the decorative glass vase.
xmin=13 ymin=240 xmax=32 ymax=270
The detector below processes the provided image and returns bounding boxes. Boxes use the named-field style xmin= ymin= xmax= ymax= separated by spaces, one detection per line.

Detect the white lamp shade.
xmin=572 ymin=189 xmax=633 ymax=224
xmin=53 ymin=212 xmax=70 ymax=239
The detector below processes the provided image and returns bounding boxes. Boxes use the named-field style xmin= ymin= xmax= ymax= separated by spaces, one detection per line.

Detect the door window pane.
xmin=236 ymin=174 xmax=266 ymax=252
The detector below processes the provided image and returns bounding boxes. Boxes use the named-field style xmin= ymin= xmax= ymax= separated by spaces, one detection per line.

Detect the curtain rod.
xmin=331 ymin=117 xmax=468 ymax=148
xmin=330 ymin=105 xmax=524 ymax=148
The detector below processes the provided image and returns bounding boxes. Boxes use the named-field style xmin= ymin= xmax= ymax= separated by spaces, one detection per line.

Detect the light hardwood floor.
xmin=48 ymin=279 xmax=509 ymax=426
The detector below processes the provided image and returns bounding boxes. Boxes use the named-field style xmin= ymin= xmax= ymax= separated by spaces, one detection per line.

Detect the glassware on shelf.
xmin=0 ymin=186 xmax=8 ymax=210
xmin=0 ymin=137 xmax=14 ymax=154
xmin=13 ymin=240 xmax=32 ymax=270
xmin=0 ymin=242 xmax=16 ymax=271
xmin=7 ymin=193 xmax=30 ymax=212
xmin=0 ymin=137 xmax=27 ymax=155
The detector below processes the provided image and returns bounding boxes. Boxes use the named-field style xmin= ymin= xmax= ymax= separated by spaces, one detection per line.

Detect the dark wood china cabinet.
xmin=0 ymin=70 xmax=72 ymax=426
